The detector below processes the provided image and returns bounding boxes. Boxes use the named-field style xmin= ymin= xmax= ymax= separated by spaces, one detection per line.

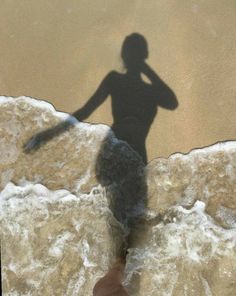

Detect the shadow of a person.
xmin=72 ymin=33 xmax=178 ymax=165
xmin=24 ymin=33 xmax=178 ymax=295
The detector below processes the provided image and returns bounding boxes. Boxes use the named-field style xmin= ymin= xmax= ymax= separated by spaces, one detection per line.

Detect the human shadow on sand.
xmin=24 ymin=33 xmax=178 ymax=295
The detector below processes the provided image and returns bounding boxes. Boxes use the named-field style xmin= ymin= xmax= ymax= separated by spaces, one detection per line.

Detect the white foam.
xmin=48 ymin=232 xmax=75 ymax=258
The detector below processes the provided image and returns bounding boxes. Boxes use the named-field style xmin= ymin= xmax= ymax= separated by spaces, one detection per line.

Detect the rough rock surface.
xmin=146 ymin=142 xmax=236 ymax=228
xmin=1 ymin=183 xmax=124 ymax=295
xmin=0 ymin=96 xmax=236 ymax=295
xmin=0 ymin=96 xmax=143 ymax=194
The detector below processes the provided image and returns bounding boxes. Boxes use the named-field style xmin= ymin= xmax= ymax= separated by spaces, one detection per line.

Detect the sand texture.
xmin=1 ymin=1 xmax=236 ymax=160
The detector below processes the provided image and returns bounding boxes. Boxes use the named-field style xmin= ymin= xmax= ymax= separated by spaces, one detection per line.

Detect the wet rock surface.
xmin=0 ymin=97 xmax=236 ymax=295
xmin=146 ymin=142 xmax=236 ymax=229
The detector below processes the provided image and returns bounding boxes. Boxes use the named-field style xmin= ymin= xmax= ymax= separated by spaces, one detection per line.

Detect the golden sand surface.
xmin=1 ymin=0 xmax=236 ymax=161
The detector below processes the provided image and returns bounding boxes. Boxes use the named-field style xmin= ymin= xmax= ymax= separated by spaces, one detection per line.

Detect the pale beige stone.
xmin=125 ymin=201 xmax=236 ymax=296
xmin=0 ymin=97 xmax=236 ymax=295
xmin=0 ymin=183 xmax=124 ymax=295
xmin=146 ymin=143 xmax=236 ymax=227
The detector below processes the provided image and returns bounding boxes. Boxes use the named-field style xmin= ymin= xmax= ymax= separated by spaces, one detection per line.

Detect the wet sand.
xmin=1 ymin=0 xmax=236 ymax=161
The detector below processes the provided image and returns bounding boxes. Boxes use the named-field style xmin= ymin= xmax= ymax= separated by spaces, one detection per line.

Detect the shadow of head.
xmin=121 ymin=33 xmax=148 ymax=73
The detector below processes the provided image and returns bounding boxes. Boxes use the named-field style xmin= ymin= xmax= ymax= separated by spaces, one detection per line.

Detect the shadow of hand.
xmin=23 ymin=130 xmax=50 ymax=153
xmin=23 ymin=118 xmax=76 ymax=154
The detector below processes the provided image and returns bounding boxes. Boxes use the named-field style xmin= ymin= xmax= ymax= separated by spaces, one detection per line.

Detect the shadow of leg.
xmin=94 ymin=133 xmax=147 ymax=295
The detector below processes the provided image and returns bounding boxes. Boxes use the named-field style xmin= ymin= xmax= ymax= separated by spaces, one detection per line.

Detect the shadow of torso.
xmin=94 ymin=68 xmax=178 ymax=241
xmin=109 ymin=71 xmax=158 ymax=164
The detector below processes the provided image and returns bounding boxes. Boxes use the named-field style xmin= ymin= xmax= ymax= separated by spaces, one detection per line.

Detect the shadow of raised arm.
xmin=142 ymin=62 xmax=178 ymax=110
xmin=23 ymin=73 xmax=111 ymax=153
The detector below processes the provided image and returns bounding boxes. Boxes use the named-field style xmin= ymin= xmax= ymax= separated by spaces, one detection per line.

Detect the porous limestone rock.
xmin=146 ymin=142 xmax=236 ymax=228
xmin=0 ymin=96 xmax=236 ymax=295
xmin=0 ymin=182 xmax=123 ymax=295
xmin=0 ymin=96 xmax=143 ymax=193
xmin=125 ymin=201 xmax=236 ymax=296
